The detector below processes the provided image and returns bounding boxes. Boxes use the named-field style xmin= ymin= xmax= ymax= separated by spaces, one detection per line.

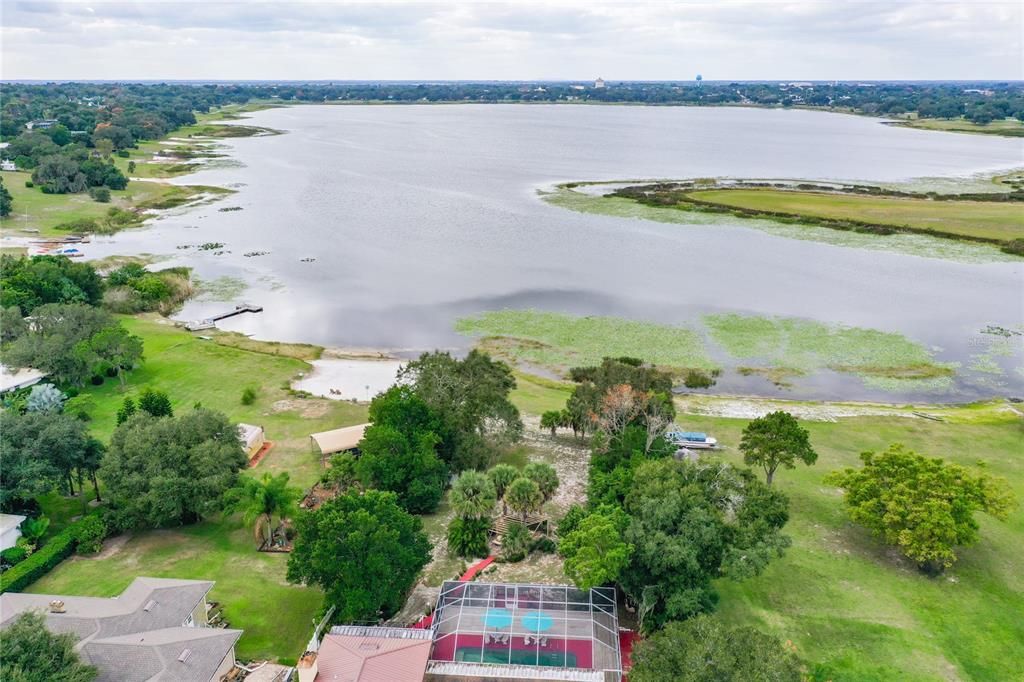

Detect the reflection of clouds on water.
xmin=292 ymin=359 xmax=405 ymax=401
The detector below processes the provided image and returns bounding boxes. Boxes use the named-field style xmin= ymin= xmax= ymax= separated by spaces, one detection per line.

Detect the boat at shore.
xmin=666 ymin=431 xmax=718 ymax=449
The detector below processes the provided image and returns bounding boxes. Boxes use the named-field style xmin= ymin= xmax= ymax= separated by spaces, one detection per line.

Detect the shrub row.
xmin=0 ymin=515 xmax=105 ymax=593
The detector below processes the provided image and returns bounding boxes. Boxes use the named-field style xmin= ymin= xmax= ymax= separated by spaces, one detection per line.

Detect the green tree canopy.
xmin=137 ymin=387 xmax=173 ymax=417
xmin=287 ymin=489 xmax=431 ymax=622
xmin=399 ymin=350 xmax=522 ymax=470
xmin=739 ymin=411 xmax=818 ymax=485
xmin=0 ymin=256 xmax=103 ymax=315
xmin=0 ymin=177 xmax=12 ymax=217
xmin=0 ymin=410 xmax=102 ymax=510
xmin=100 ymin=409 xmax=247 ymax=529
xmin=825 ymin=443 xmax=1017 ymax=574
xmin=356 ymin=424 xmax=447 ymax=515
xmin=559 ymin=507 xmax=633 ymax=590
xmin=629 ymin=615 xmax=802 ymax=682
xmin=0 ymin=611 xmax=97 ymax=682
xmin=505 ymin=476 xmax=543 ymax=522
xmin=487 ymin=463 xmax=519 ymax=514
xmin=523 ymin=462 xmax=559 ymax=504
xmin=621 ymin=458 xmax=791 ymax=631
xmin=449 ymin=470 xmax=497 ymax=520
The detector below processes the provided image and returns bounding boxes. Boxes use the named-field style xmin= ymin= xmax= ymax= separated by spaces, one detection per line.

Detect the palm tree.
xmin=226 ymin=472 xmax=301 ymax=549
xmin=487 ymin=464 xmax=518 ymax=515
xmin=450 ymin=470 xmax=497 ymax=521
xmin=18 ymin=516 xmax=50 ymax=551
xmin=505 ymin=477 xmax=542 ymax=523
xmin=523 ymin=462 xmax=559 ymax=504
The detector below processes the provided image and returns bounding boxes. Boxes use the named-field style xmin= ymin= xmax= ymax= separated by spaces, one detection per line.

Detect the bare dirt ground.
xmin=674 ymin=394 xmax=917 ymax=422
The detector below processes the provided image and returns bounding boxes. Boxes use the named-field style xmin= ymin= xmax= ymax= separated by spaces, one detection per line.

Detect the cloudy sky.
xmin=1 ymin=1 xmax=1021 ymax=81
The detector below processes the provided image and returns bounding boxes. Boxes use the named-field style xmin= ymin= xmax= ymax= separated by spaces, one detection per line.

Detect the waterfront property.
xmin=0 ymin=577 xmax=242 ymax=682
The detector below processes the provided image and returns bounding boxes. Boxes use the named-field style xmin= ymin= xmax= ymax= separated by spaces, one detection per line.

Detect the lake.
xmin=87 ymin=105 xmax=1024 ymax=400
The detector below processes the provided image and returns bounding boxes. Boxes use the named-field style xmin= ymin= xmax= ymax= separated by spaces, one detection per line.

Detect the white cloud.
xmin=1 ymin=0 xmax=1020 ymax=80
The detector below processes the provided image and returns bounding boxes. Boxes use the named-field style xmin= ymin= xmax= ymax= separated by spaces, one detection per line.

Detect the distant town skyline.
xmin=1 ymin=1 xmax=1021 ymax=81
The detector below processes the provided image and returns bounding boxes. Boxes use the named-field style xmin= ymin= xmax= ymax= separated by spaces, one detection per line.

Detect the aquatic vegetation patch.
xmin=456 ymin=309 xmax=714 ymax=375
xmin=194 ymin=275 xmax=248 ymax=302
xmin=704 ymin=313 xmax=955 ymax=387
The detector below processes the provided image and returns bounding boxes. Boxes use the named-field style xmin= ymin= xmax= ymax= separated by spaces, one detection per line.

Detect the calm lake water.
xmin=89 ymin=105 xmax=1024 ymax=401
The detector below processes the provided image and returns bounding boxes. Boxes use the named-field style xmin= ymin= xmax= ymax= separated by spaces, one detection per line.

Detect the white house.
xmin=0 ymin=514 xmax=26 ymax=552
xmin=0 ymin=159 xmax=16 ymax=171
xmin=594 ymin=77 xmax=606 ymax=89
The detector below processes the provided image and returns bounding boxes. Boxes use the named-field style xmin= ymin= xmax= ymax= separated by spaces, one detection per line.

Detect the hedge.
xmin=0 ymin=516 xmax=96 ymax=593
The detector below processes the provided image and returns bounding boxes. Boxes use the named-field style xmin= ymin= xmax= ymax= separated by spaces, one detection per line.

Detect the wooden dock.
xmin=185 ymin=304 xmax=263 ymax=331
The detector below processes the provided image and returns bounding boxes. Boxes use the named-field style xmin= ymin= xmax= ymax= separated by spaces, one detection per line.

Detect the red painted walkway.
xmin=412 ymin=555 xmax=497 ymax=629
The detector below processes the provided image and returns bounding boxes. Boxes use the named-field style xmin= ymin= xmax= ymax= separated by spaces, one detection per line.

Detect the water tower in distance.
xmin=696 ymin=74 xmax=703 ymax=88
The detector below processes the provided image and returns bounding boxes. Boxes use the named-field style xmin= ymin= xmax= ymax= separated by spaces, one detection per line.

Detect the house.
xmin=0 ymin=159 xmax=16 ymax=171
xmin=310 ymin=423 xmax=370 ymax=459
xmin=0 ymin=364 xmax=48 ymax=394
xmin=25 ymin=119 xmax=59 ymax=130
xmin=301 ymin=582 xmax=624 ymax=682
xmin=0 ymin=577 xmax=242 ymax=682
xmin=299 ymin=625 xmax=433 ymax=682
xmin=594 ymin=77 xmax=606 ymax=89
xmin=0 ymin=513 xmax=26 ymax=551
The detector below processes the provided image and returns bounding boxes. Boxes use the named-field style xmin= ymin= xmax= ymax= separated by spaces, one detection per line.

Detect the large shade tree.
xmin=287 ymin=490 xmax=431 ymax=622
xmin=825 ymin=443 xmax=1016 ymax=574
xmin=399 ymin=350 xmax=522 ymax=470
xmin=629 ymin=615 xmax=802 ymax=682
xmin=621 ymin=458 xmax=791 ymax=631
xmin=100 ymin=409 xmax=247 ymax=529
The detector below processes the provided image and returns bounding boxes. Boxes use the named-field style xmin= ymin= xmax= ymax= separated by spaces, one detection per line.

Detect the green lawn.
xmin=67 ymin=315 xmax=368 ymax=488
xmin=0 ymin=170 xmax=219 ymax=239
xmin=510 ymin=375 xmax=1023 ymax=680
xmin=26 ymin=519 xmax=322 ymax=662
xmin=687 ymin=189 xmax=1024 ymax=242
xmin=28 ymin=315 xmax=369 ymax=662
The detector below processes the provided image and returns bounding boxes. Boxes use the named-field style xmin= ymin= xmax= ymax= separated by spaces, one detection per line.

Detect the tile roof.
xmin=317 ymin=627 xmax=432 ymax=682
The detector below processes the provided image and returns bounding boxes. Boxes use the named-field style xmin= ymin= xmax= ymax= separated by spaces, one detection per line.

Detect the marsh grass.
xmin=457 ymin=310 xmax=714 ymax=374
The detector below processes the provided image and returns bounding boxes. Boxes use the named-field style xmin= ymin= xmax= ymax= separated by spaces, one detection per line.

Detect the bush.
xmin=683 ymin=368 xmax=716 ymax=389
xmin=24 ymin=180 xmax=33 ymax=188
xmin=90 ymin=374 xmax=105 ymax=386
xmin=1002 ymin=239 xmax=1024 ymax=256
xmin=530 ymin=536 xmax=557 ymax=554
xmin=500 ymin=521 xmax=531 ymax=563
xmin=1 ymin=546 xmax=28 ymax=567
xmin=240 ymin=386 xmax=257 ymax=405
xmin=55 ymin=217 xmax=99 ymax=233
xmin=74 ymin=515 xmax=108 ymax=554
xmin=117 ymin=149 xmax=130 ymax=158
xmin=0 ymin=523 xmax=79 ymax=593
xmin=89 ymin=186 xmax=111 ymax=203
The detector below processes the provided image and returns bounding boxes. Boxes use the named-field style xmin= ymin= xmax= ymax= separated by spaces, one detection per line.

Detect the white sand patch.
xmin=292 ymin=358 xmax=405 ymax=401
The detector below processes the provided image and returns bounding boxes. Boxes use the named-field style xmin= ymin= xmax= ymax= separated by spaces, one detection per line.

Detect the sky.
xmin=1 ymin=0 xmax=1021 ymax=81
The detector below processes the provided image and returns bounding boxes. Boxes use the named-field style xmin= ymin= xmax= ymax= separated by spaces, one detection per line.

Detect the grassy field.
xmin=542 ymin=184 xmax=1015 ymax=264
xmin=0 ymin=170 xmax=223 ymax=239
xmin=27 ymin=519 xmax=322 ymax=662
xmin=29 ymin=316 xmax=369 ymax=662
xmin=893 ymin=117 xmax=1024 ymax=137
xmin=456 ymin=310 xmax=715 ymax=374
xmin=510 ymin=376 xmax=1024 ymax=681
xmin=66 ymin=315 xmax=367 ymax=487
xmin=686 ymin=188 xmax=1024 ymax=243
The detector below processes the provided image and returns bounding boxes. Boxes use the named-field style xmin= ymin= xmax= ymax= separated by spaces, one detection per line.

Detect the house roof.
xmin=0 ymin=577 xmax=241 ymax=682
xmin=0 ymin=513 xmax=26 ymax=533
xmin=310 ymin=424 xmax=369 ymax=455
xmin=317 ymin=626 xmax=433 ymax=682
xmin=0 ymin=365 xmax=47 ymax=393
